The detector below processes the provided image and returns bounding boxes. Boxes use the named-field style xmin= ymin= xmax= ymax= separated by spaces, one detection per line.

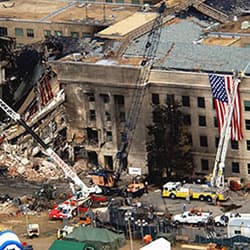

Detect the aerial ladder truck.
xmin=0 ymin=97 xmax=102 ymax=200
xmin=90 ymin=2 xmax=167 ymax=192
xmin=210 ymin=68 xmax=246 ymax=192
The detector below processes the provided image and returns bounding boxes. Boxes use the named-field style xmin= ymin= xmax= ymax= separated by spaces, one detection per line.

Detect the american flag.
xmin=208 ymin=74 xmax=243 ymax=141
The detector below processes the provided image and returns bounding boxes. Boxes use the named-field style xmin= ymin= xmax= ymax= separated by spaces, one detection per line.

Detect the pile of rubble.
xmin=206 ymin=0 xmax=249 ymax=16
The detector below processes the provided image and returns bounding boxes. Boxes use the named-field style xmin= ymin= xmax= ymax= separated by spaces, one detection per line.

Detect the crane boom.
xmin=0 ymin=97 xmax=100 ymax=198
xmin=114 ymin=3 xmax=166 ymax=181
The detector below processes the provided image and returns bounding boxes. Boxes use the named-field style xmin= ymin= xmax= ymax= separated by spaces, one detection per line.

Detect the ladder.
xmin=211 ymin=73 xmax=240 ymax=188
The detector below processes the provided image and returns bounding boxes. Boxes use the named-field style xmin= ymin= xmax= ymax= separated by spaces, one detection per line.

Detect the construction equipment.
xmin=90 ymin=2 xmax=167 ymax=190
xmin=0 ymin=96 xmax=101 ymax=199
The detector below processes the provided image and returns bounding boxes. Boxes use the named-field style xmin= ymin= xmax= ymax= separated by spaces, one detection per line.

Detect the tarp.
xmin=49 ymin=239 xmax=95 ymax=250
xmin=66 ymin=227 xmax=126 ymax=250
xmin=140 ymin=237 xmax=171 ymax=250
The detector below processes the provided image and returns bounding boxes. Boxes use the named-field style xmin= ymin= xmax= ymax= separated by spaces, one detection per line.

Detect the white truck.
xmin=172 ymin=211 xmax=212 ymax=226
xmin=215 ymin=212 xmax=250 ymax=227
xmin=228 ymin=217 xmax=250 ymax=238
xmin=27 ymin=224 xmax=40 ymax=238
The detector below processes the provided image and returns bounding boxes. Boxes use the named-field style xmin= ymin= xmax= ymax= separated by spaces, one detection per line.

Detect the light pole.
xmin=125 ymin=211 xmax=134 ymax=250
xmin=135 ymin=219 xmax=148 ymax=243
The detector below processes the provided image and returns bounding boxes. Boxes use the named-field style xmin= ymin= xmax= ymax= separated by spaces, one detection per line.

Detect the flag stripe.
xmin=209 ymin=74 xmax=243 ymax=141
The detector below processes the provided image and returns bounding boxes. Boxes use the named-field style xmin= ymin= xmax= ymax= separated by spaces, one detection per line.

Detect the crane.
xmin=113 ymin=2 xmax=167 ymax=182
xmin=0 ymin=96 xmax=101 ymax=199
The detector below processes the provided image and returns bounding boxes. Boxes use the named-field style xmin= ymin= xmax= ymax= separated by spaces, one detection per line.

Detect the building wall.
xmin=0 ymin=20 xmax=96 ymax=45
xmin=51 ymin=61 xmax=147 ymax=170
xmin=149 ymin=70 xmax=250 ymax=180
xmin=51 ymin=60 xmax=250 ymax=180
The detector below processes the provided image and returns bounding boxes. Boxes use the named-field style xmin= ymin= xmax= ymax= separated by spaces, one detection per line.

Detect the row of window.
xmin=0 ymin=26 xmax=91 ymax=39
xmin=152 ymin=94 xmax=250 ymax=112
xmin=89 ymin=109 xmax=125 ymax=122
xmin=201 ymin=159 xmax=250 ymax=174
xmin=184 ymin=113 xmax=250 ymax=132
xmin=198 ymin=135 xmax=240 ymax=150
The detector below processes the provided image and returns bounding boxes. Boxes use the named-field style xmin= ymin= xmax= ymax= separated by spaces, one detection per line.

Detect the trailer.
xmin=227 ymin=218 xmax=250 ymax=238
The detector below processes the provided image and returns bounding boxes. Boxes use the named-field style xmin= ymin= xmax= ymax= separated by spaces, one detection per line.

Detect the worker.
xmin=144 ymin=181 xmax=148 ymax=193
xmin=182 ymin=203 xmax=186 ymax=212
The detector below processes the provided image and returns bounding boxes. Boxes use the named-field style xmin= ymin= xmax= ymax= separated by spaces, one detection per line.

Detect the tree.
xmin=146 ymin=96 xmax=193 ymax=182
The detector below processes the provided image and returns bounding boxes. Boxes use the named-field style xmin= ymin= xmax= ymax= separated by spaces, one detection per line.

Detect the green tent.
xmin=66 ymin=227 xmax=126 ymax=250
xmin=49 ymin=239 xmax=96 ymax=250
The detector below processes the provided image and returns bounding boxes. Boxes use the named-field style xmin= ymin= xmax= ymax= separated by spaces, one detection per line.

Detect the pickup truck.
xmin=172 ymin=211 xmax=213 ymax=226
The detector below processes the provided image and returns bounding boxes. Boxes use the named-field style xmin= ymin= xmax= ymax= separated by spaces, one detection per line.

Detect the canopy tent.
xmin=49 ymin=239 xmax=95 ymax=250
xmin=66 ymin=227 xmax=126 ymax=250
xmin=140 ymin=237 xmax=171 ymax=250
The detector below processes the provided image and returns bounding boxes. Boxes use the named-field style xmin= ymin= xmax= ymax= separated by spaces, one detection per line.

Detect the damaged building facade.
xmin=1 ymin=0 xmax=250 ymax=182
xmin=51 ymin=59 xmax=250 ymax=180
xmin=51 ymin=9 xmax=250 ymax=180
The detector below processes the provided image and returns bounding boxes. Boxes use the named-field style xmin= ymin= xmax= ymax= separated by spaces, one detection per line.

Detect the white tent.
xmin=140 ymin=237 xmax=171 ymax=250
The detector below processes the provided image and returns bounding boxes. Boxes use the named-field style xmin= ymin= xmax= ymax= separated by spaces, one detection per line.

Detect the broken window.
xmin=86 ymin=93 xmax=95 ymax=102
xmin=86 ymin=128 xmax=98 ymax=145
xmin=27 ymin=29 xmax=34 ymax=38
xmin=100 ymin=94 xmax=110 ymax=103
xmin=0 ymin=27 xmax=7 ymax=36
xmin=87 ymin=151 xmax=98 ymax=166
xmin=105 ymin=111 xmax=111 ymax=121
xmin=15 ymin=28 xmax=23 ymax=37
xmin=106 ymin=131 xmax=112 ymax=142
xmin=104 ymin=155 xmax=113 ymax=169
xmin=89 ymin=110 xmax=96 ymax=121
xmin=74 ymin=146 xmax=87 ymax=160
